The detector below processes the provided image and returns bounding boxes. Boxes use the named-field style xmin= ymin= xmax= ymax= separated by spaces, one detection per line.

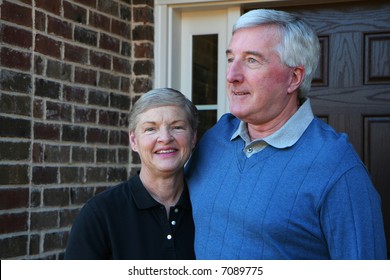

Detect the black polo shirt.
xmin=64 ymin=174 xmax=195 ymax=259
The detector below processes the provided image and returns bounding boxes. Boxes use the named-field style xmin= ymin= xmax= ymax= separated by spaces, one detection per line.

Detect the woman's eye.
xmin=173 ymin=126 xmax=184 ymax=130
xmin=144 ymin=127 xmax=155 ymax=132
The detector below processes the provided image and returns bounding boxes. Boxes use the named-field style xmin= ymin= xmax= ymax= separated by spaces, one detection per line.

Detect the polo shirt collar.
xmin=129 ymin=173 xmax=192 ymax=210
xmin=231 ymin=98 xmax=314 ymax=149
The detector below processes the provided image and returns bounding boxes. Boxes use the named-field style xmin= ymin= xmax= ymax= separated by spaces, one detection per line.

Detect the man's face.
xmin=226 ymin=25 xmax=299 ymax=127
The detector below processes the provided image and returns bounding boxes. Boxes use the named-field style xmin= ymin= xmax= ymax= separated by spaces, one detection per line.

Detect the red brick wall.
xmin=0 ymin=0 xmax=154 ymax=259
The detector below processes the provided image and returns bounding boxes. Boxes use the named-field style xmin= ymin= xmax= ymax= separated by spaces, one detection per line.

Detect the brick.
xmin=0 ymin=142 xmax=30 ymax=161
xmin=134 ymin=42 xmax=153 ymax=58
xmin=44 ymin=145 xmax=71 ymax=163
xmin=59 ymin=208 xmax=80 ymax=227
xmin=132 ymin=25 xmax=154 ymax=41
xmin=111 ymin=19 xmax=130 ymax=39
xmin=89 ymin=11 xmax=110 ymax=32
xmin=113 ymin=56 xmax=131 ymax=74
xmin=99 ymin=110 xmax=119 ymax=126
xmin=0 ymin=116 xmax=31 ymax=138
xmin=74 ymin=107 xmax=97 ymax=123
xmin=0 ymin=24 xmax=32 ymax=49
xmin=63 ymin=1 xmax=87 ymax=24
xmin=30 ymin=211 xmax=58 ymax=230
xmin=75 ymin=0 xmax=97 ymax=8
xmin=119 ymin=112 xmax=129 ymax=128
xmin=0 ymin=235 xmax=28 ymax=259
xmin=32 ymin=143 xmax=44 ymax=163
xmin=74 ymin=26 xmax=97 ymax=46
xmin=133 ymin=60 xmax=153 ymax=75
xmin=32 ymin=166 xmax=58 ymax=185
xmin=109 ymin=130 xmax=129 ymax=146
xmin=72 ymin=146 xmax=94 ymax=163
xmin=131 ymin=150 xmax=140 ymax=164
xmin=62 ymin=125 xmax=85 ymax=142
xmin=35 ymin=10 xmax=46 ymax=31
xmin=34 ymin=122 xmax=60 ymax=140
xmin=99 ymin=71 xmax=120 ymax=90
xmin=70 ymin=187 xmax=94 ymax=204
xmin=60 ymin=166 xmax=84 ymax=183
xmin=30 ymin=188 xmax=41 ymax=208
xmin=133 ymin=0 xmax=153 ymax=6
xmin=133 ymin=6 xmax=154 ymax=24
xmin=44 ymin=231 xmax=67 ymax=252
xmin=97 ymin=148 xmax=116 ymax=163
xmin=46 ymin=59 xmax=72 ymax=82
xmin=47 ymin=16 xmax=72 ymax=39
xmin=110 ymin=92 xmax=130 ymax=110
xmin=90 ymin=50 xmax=111 ymax=70
xmin=34 ymin=55 xmax=45 ymax=75
xmin=121 ymin=41 xmax=131 ymax=56
xmin=0 ymin=69 xmax=31 ymax=94
xmin=33 ymin=99 xmax=44 ymax=119
xmin=0 ymin=93 xmax=31 ymax=116
xmin=0 ymin=212 xmax=28 ymax=234
xmin=1 ymin=47 xmax=31 ymax=70
xmin=120 ymin=77 xmax=131 ymax=93
xmin=46 ymin=101 xmax=72 ymax=122
xmin=97 ymin=0 xmax=118 ymax=16
xmin=1 ymin=1 xmax=32 ymax=27
xmin=86 ymin=167 xmax=107 ymax=182
xmin=43 ymin=188 xmax=69 ymax=206
xmin=107 ymin=167 xmax=127 ymax=182
xmin=64 ymin=43 xmax=88 ymax=64
xmin=74 ymin=67 xmax=97 ymax=86
xmin=35 ymin=78 xmax=61 ymax=99
xmin=64 ymin=86 xmax=87 ymax=104
xmin=86 ymin=128 xmax=108 ymax=144
xmin=120 ymin=5 xmax=131 ymax=21
xmin=118 ymin=148 xmax=129 ymax=163
xmin=0 ymin=188 xmax=29 ymax=210
xmin=0 ymin=165 xmax=29 ymax=185
xmin=133 ymin=77 xmax=152 ymax=93
xmin=36 ymin=0 xmax=62 ymax=15
xmin=100 ymin=33 xmax=120 ymax=53
xmin=35 ymin=34 xmax=61 ymax=58
xmin=29 ymin=234 xmax=40 ymax=256
xmin=87 ymin=89 xmax=110 ymax=107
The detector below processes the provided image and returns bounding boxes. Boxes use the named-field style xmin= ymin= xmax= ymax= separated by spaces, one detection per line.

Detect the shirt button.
xmin=247 ymin=147 xmax=253 ymax=153
xmin=171 ymin=220 xmax=176 ymax=226
xmin=174 ymin=208 xmax=179 ymax=213
xmin=167 ymin=234 xmax=172 ymax=240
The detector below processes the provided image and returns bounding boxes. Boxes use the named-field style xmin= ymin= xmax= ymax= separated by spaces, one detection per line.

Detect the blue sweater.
xmin=185 ymin=113 xmax=386 ymax=259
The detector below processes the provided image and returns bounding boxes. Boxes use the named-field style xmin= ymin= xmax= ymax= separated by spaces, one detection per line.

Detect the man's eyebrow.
xmin=226 ymin=49 xmax=263 ymax=57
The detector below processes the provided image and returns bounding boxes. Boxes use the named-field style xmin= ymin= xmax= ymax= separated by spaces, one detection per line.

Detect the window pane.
xmin=197 ymin=110 xmax=217 ymax=141
xmin=192 ymin=35 xmax=218 ymax=105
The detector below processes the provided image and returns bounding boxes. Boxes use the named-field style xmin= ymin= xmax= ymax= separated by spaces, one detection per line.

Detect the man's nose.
xmin=227 ymin=60 xmax=244 ymax=83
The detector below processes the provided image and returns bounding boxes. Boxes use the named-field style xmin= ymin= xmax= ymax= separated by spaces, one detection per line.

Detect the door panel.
xmin=278 ymin=2 xmax=390 ymax=258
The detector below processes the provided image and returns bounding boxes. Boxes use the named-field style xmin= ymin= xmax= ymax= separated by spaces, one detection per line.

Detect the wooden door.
xmin=247 ymin=0 xmax=390 ymax=258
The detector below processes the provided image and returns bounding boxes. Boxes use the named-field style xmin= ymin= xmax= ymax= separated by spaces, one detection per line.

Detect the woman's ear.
xmin=129 ymin=131 xmax=138 ymax=152
xmin=191 ymin=131 xmax=197 ymax=149
xmin=287 ymin=66 xmax=305 ymax=94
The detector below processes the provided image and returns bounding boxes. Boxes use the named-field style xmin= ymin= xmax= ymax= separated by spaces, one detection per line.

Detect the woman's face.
xmin=129 ymin=105 xmax=197 ymax=178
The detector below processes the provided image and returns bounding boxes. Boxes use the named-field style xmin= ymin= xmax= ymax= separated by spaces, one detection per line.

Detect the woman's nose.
xmin=226 ymin=60 xmax=243 ymax=83
xmin=158 ymin=128 xmax=173 ymax=142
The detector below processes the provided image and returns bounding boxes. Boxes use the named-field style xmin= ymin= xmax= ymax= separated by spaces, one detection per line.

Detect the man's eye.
xmin=247 ymin=57 xmax=257 ymax=63
xmin=173 ymin=126 xmax=184 ymax=130
xmin=227 ymin=57 xmax=234 ymax=63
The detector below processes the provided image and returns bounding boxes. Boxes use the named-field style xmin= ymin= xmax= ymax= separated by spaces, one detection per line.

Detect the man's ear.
xmin=287 ymin=66 xmax=305 ymax=94
xmin=129 ymin=131 xmax=138 ymax=152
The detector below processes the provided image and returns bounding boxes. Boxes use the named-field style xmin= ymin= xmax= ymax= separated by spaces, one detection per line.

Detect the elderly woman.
xmin=64 ymin=88 xmax=198 ymax=259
